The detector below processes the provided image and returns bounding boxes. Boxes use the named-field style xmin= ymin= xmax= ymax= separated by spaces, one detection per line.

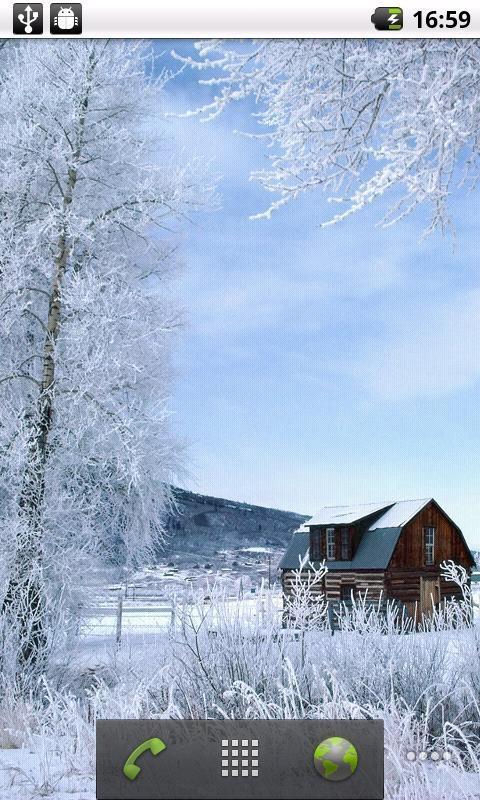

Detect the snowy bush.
xmin=282 ymin=553 xmax=328 ymax=631
xmin=1 ymin=575 xmax=478 ymax=799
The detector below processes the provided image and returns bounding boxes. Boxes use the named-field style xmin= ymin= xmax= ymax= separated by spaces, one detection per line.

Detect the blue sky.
xmin=158 ymin=42 xmax=480 ymax=549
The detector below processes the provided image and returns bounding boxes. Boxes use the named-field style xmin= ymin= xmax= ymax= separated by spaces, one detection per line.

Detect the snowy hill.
xmin=150 ymin=487 xmax=308 ymax=586
xmin=91 ymin=488 xmax=307 ymax=596
xmin=166 ymin=487 xmax=306 ymax=551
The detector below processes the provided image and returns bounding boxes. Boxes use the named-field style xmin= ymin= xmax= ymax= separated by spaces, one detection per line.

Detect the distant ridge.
xmin=171 ymin=486 xmax=306 ymax=519
xmin=161 ymin=487 xmax=308 ymax=563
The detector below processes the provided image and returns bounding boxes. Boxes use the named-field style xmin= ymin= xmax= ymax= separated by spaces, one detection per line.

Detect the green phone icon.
xmin=123 ymin=737 xmax=167 ymax=781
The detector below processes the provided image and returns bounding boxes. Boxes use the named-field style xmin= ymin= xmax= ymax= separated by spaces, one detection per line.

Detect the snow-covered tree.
xmin=180 ymin=39 xmax=480 ymax=233
xmin=0 ymin=41 xmax=209 ymax=679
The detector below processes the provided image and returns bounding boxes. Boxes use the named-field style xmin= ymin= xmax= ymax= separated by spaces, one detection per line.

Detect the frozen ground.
xmin=0 ymin=582 xmax=478 ymax=800
xmin=0 ymin=748 xmax=94 ymax=800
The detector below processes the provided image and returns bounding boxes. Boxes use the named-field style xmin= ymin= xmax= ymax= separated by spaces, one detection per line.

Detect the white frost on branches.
xmin=178 ymin=39 xmax=480 ymax=233
xmin=283 ymin=552 xmax=328 ymax=630
xmin=0 ymin=41 xmax=211 ymax=673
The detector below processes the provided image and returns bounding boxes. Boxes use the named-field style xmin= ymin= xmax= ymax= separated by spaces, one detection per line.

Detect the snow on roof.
xmin=369 ymin=499 xmax=431 ymax=530
xmin=307 ymin=498 xmax=432 ymax=528
xmin=307 ymin=501 xmax=392 ymax=526
xmin=295 ymin=520 xmax=312 ymax=533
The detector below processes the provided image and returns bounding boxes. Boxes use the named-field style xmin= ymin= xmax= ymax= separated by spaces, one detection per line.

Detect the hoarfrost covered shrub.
xmin=437 ymin=559 xmax=475 ymax=628
xmin=282 ymin=553 xmax=328 ymax=631
xmin=0 ymin=580 xmax=478 ymax=798
xmin=170 ymin=581 xmax=286 ymax=716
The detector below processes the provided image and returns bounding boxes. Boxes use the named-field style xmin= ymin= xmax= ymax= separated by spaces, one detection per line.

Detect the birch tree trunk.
xmin=2 ymin=71 xmax=89 ymax=672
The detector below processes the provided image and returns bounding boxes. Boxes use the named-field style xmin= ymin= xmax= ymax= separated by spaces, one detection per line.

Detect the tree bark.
xmin=2 ymin=63 xmax=93 ymax=676
xmin=2 ymin=209 xmax=74 ymax=671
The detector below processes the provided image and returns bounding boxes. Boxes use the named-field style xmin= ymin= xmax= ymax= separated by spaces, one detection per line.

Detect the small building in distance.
xmin=279 ymin=498 xmax=475 ymax=619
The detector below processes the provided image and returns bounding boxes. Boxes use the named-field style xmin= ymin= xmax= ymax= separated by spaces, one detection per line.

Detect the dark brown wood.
xmin=386 ymin=500 xmax=473 ymax=607
xmin=310 ymin=519 xmax=372 ymax=563
xmin=284 ymin=499 xmax=474 ymax=619
xmin=389 ymin=500 xmax=472 ymax=570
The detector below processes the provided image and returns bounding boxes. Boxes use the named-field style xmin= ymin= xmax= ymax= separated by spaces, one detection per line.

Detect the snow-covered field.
xmin=0 ymin=582 xmax=479 ymax=800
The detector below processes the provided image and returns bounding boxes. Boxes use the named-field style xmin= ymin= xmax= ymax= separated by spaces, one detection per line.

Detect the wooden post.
xmin=170 ymin=597 xmax=176 ymax=630
xmin=116 ymin=589 xmax=123 ymax=647
xmin=327 ymin=601 xmax=335 ymax=635
xmin=260 ymin=595 xmax=266 ymax=627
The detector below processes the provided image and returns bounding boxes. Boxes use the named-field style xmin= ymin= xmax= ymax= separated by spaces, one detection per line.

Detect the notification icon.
xmin=371 ymin=7 xmax=403 ymax=30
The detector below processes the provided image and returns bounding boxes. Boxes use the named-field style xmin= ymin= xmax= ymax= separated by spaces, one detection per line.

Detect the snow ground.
xmin=0 ymin=585 xmax=478 ymax=800
xmin=82 ymin=594 xmax=282 ymax=639
xmin=0 ymin=748 xmax=94 ymax=800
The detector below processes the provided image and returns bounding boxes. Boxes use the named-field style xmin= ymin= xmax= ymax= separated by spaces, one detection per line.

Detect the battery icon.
xmin=371 ymin=7 xmax=403 ymax=30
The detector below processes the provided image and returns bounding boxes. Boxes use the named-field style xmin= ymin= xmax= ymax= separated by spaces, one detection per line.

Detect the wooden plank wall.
xmin=282 ymin=570 xmax=384 ymax=601
xmin=389 ymin=500 xmax=472 ymax=570
xmin=385 ymin=570 xmax=465 ymax=603
xmin=385 ymin=570 xmax=421 ymax=604
xmin=387 ymin=500 xmax=472 ymax=607
xmin=282 ymin=501 xmax=472 ymax=617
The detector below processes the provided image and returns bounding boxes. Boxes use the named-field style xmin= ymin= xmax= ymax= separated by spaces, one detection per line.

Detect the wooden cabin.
xmin=280 ymin=498 xmax=475 ymax=619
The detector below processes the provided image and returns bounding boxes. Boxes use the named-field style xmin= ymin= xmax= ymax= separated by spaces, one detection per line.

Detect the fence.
xmin=81 ymin=583 xmax=479 ymax=645
xmin=81 ymin=593 xmax=176 ymax=644
xmin=81 ymin=588 xmax=283 ymax=645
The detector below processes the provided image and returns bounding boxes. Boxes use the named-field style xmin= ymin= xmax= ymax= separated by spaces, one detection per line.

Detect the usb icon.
xmin=371 ymin=7 xmax=403 ymax=31
xmin=13 ymin=4 xmax=44 ymax=34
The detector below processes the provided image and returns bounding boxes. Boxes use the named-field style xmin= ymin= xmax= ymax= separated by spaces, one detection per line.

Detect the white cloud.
xmin=359 ymin=288 xmax=480 ymax=400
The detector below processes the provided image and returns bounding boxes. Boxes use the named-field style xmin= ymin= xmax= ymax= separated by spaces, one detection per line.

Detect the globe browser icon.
xmin=313 ymin=737 xmax=358 ymax=781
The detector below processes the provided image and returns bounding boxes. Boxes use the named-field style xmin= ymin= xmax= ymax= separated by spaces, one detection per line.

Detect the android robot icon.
xmin=50 ymin=3 xmax=82 ymax=34
xmin=55 ymin=7 xmax=77 ymax=30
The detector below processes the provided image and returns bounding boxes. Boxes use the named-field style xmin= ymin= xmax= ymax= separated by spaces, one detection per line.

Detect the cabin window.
xmin=341 ymin=527 xmax=349 ymax=560
xmin=310 ymin=530 xmax=322 ymax=561
xmin=326 ymin=527 xmax=336 ymax=560
xmin=424 ymin=526 xmax=435 ymax=565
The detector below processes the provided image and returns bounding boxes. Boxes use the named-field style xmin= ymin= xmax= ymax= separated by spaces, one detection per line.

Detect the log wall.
xmin=281 ymin=570 xmax=384 ymax=601
xmin=282 ymin=500 xmax=473 ymax=618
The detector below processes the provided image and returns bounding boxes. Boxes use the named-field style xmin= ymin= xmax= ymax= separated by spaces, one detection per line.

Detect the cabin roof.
xmin=279 ymin=532 xmax=309 ymax=570
xmin=278 ymin=527 xmax=402 ymax=571
xmin=307 ymin=501 xmax=393 ymax=526
xmin=279 ymin=497 xmax=475 ymax=571
xmin=306 ymin=498 xmax=431 ymax=528
xmin=368 ymin=499 xmax=431 ymax=529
